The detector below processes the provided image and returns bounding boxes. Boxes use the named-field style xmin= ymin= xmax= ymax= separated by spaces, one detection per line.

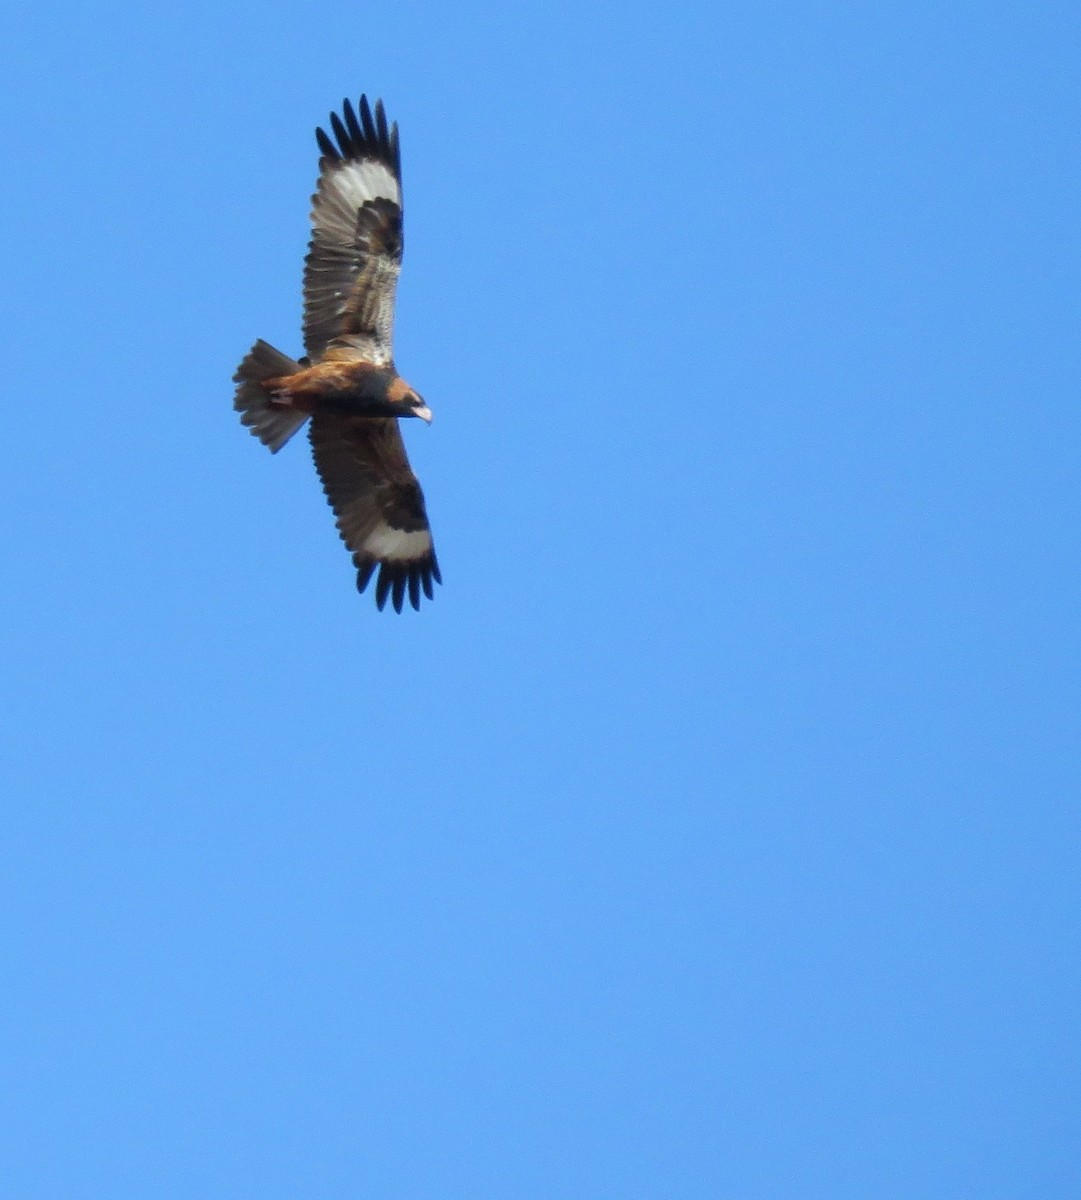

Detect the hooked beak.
xmin=414 ymin=404 xmax=433 ymax=424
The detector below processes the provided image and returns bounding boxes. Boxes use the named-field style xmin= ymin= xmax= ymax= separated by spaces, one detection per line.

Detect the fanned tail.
xmin=233 ymin=339 xmax=307 ymax=453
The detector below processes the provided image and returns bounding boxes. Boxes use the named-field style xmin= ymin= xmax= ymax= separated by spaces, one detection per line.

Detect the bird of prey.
xmin=233 ymin=94 xmax=440 ymax=613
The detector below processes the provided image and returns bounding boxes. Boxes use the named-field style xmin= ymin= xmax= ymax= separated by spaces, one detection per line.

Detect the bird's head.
xmin=403 ymin=389 xmax=432 ymax=424
xmin=389 ymin=376 xmax=432 ymax=423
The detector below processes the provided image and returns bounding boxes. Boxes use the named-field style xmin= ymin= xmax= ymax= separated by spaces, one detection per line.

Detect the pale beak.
xmin=414 ymin=404 xmax=433 ymax=424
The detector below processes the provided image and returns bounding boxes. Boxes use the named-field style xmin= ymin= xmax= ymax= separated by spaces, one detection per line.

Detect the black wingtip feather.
xmin=355 ymin=557 xmax=441 ymax=613
xmin=315 ymin=126 xmax=338 ymax=160
xmin=375 ymin=567 xmax=391 ymax=611
xmin=375 ymin=100 xmax=389 ymax=146
xmin=359 ymin=95 xmax=377 ymax=142
xmin=316 ymin=94 xmax=400 ymax=179
xmin=342 ymin=97 xmax=362 ymax=146
xmin=329 ymin=110 xmax=348 ymax=151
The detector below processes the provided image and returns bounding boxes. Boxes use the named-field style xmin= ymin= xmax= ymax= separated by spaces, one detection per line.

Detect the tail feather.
xmin=233 ymin=339 xmax=307 ymax=453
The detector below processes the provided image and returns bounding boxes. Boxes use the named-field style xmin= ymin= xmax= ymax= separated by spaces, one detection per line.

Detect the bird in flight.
xmin=234 ymin=95 xmax=440 ymax=613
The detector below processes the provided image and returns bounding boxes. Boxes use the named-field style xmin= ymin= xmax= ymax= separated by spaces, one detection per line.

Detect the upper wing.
xmin=304 ymin=96 xmax=403 ymax=364
xmin=308 ymin=413 xmax=440 ymax=612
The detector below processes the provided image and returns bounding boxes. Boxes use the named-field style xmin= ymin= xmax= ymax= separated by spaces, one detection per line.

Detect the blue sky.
xmin=2 ymin=1 xmax=1078 ymax=1195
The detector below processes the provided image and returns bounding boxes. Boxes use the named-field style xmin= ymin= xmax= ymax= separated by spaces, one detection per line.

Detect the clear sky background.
xmin=1 ymin=1 xmax=1078 ymax=1196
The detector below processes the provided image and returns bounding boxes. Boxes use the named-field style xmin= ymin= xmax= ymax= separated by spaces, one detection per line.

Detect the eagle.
xmin=233 ymin=95 xmax=440 ymax=613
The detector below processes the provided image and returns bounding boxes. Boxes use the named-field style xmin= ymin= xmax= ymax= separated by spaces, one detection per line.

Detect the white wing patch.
xmin=364 ymin=523 xmax=432 ymax=561
xmin=334 ymin=159 xmax=400 ymax=206
xmin=315 ymin=160 xmax=400 ymax=237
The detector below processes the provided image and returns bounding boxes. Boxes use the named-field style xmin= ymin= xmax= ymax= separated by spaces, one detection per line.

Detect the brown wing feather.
xmin=304 ymin=96 xmax=403 ymax=364
xmin=308 ymin=414 xmax=440 ymax=612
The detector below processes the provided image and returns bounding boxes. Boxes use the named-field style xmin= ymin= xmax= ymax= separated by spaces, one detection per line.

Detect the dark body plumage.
xmin=233 ymin=95 xmax=440 ymax=612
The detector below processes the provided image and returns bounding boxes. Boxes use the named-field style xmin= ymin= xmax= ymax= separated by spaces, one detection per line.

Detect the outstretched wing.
xmin=304 ymin=96 xmax=403 ymax=364
xmin=309 ymin=414 xmax=440 ymax=612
